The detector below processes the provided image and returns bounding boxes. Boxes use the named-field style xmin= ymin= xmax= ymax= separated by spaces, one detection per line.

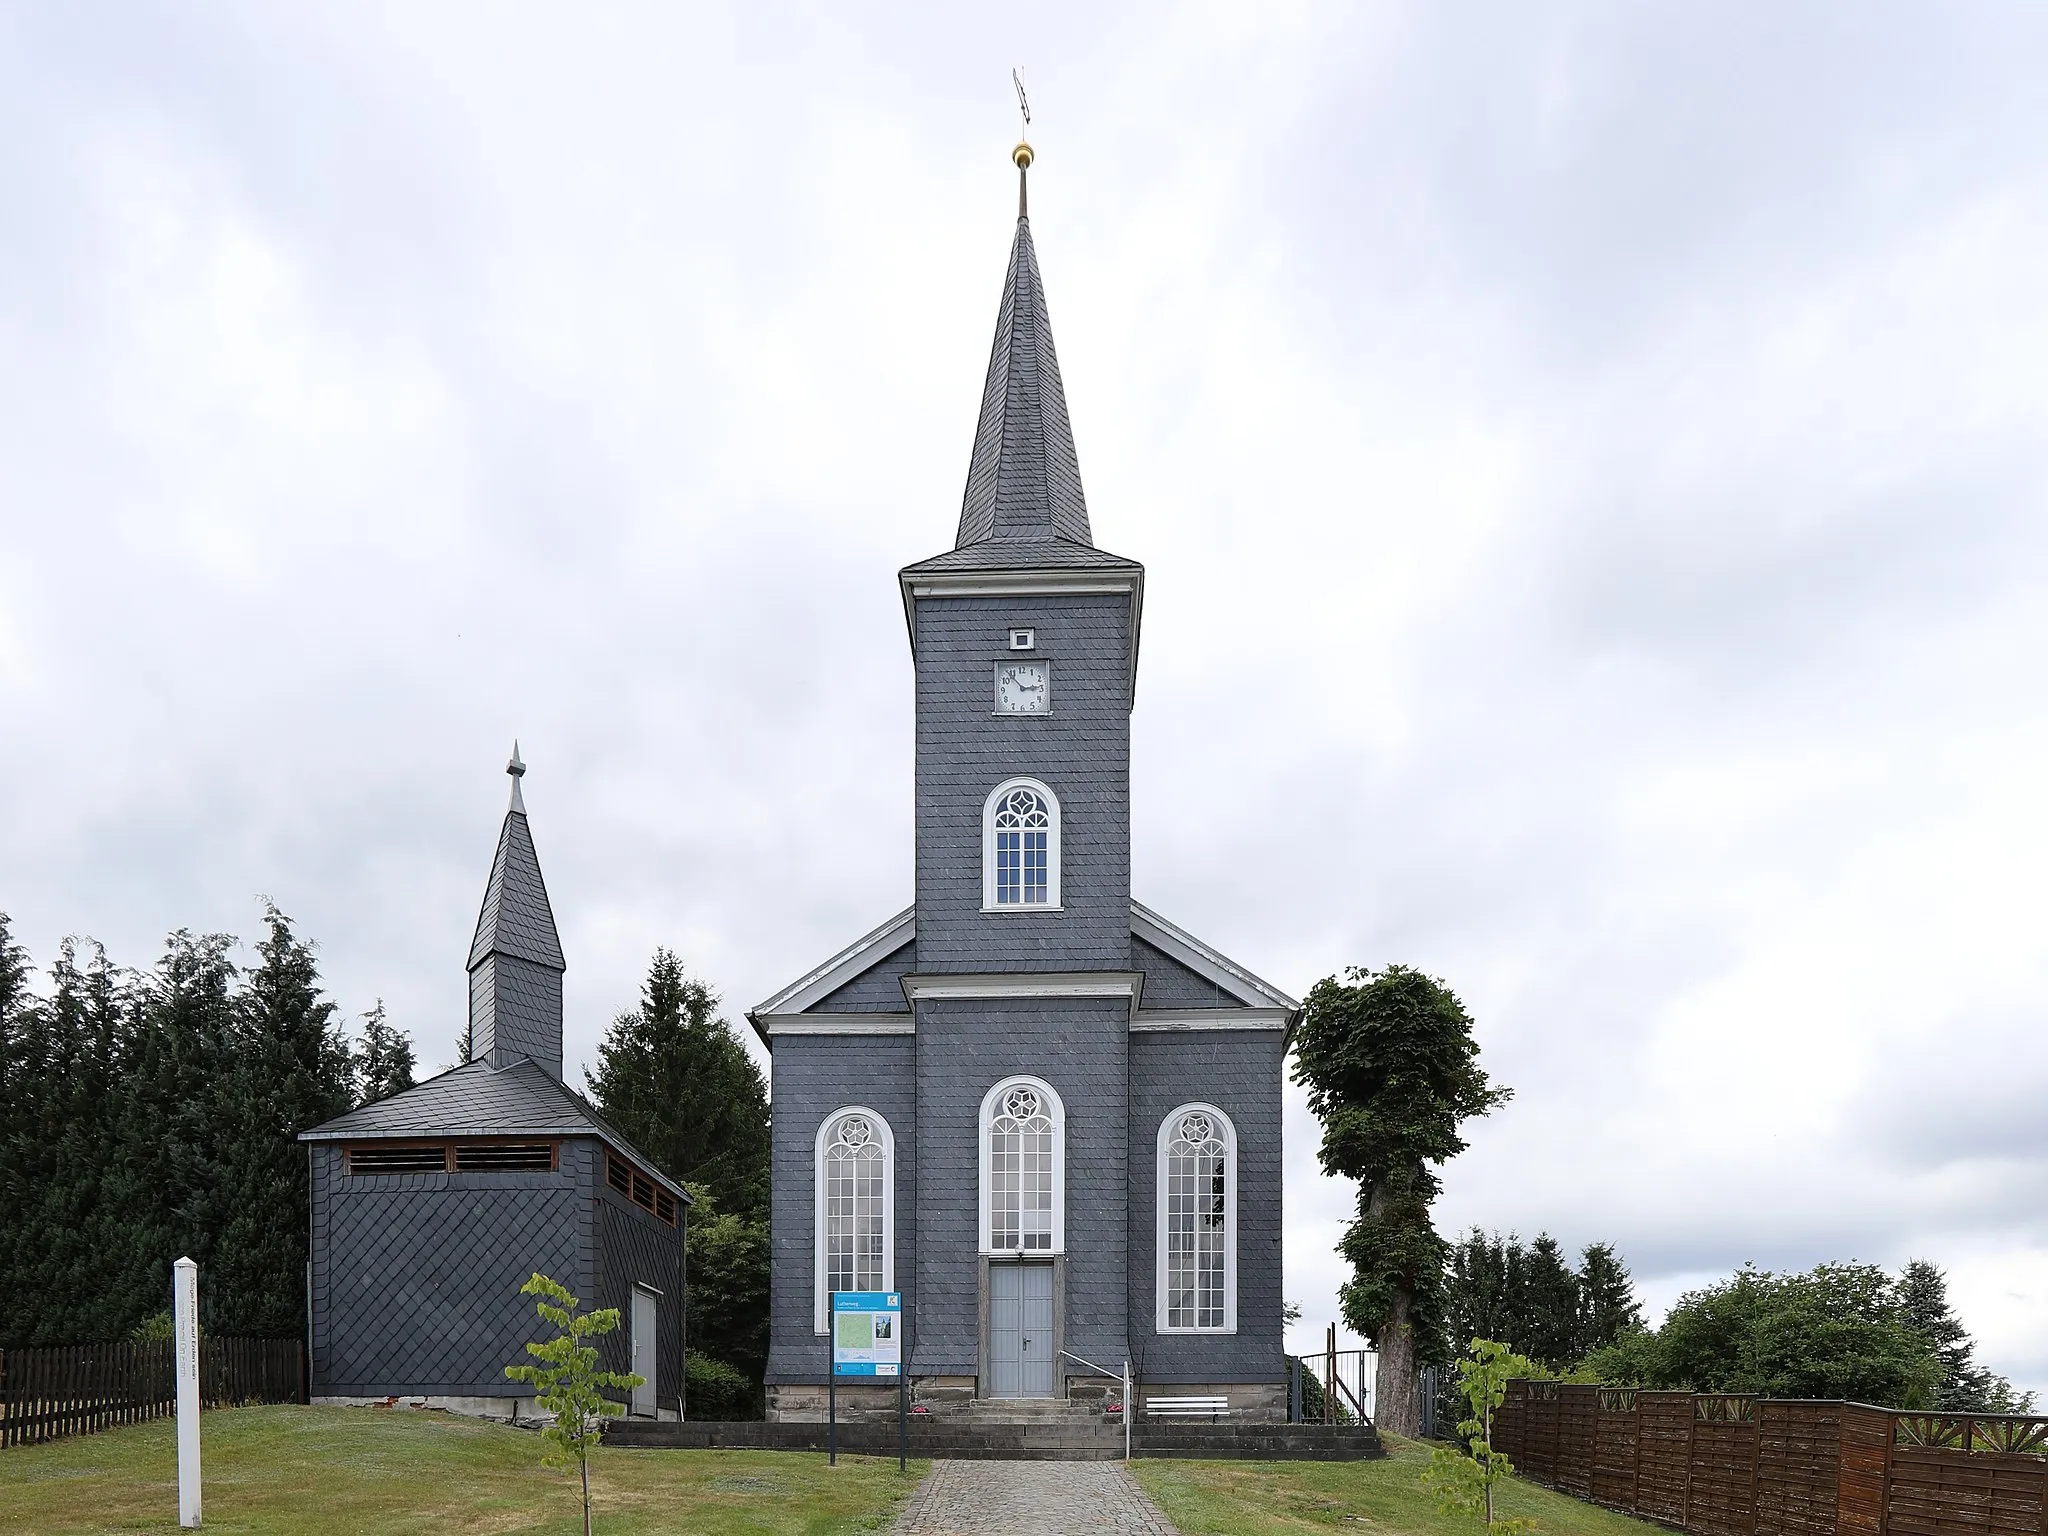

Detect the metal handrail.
xmin=1056 ymin=1349 xmax=1132 ymax=1462
xmin=1057 ymin=1349 xmax=1120 ymax=1379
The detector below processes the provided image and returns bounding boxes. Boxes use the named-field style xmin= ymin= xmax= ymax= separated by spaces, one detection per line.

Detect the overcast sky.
xmin=4 ymin=3 xmax=2045 ymax=1393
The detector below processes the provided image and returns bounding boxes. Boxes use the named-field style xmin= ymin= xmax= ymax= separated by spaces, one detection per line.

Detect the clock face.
xmin=995 ymin=661 xmax=1051 ymax=714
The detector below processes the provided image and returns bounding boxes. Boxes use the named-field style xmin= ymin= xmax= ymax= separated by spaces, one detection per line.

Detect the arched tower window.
xmin=978 ymin=1076 xmax=1066 ymax=1255
xmin=1156 ymin=1104 xmax=1237 ymax=1333
xmin=814 ymin=1107 xmax=894 ymax=1332
xmin=982 ymin=779 xmax=1062 ymax=910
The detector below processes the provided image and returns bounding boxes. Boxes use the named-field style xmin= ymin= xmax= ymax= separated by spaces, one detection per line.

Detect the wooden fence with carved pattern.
xmin=0 ymin=1337 xmax=305 ymax=1449
xmin=1495 ymin=1383 xmax=2048 ymax=1536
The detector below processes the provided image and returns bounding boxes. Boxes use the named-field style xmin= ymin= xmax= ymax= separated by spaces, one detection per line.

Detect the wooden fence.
xmin=0 ymin=1337 xmax=305 ymax=1449
xmin=1496 ymin=1382 xmax=2048 ymax=1536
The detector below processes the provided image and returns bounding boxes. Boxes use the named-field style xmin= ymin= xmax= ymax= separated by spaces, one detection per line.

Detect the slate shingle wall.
xmin=313 ymin=1145 xmax=590 ymax=1396
xmin=814 ymin=940 xmax=918 ymax=1012
xmin=911 ymin=996 xmax=1130 ymax=1380
xmin=589 ymin=1157 xmax=685 ymax=1413
xmin=469 ymin=953 xmax=564 ymax=1079
xmin=1133 ymin=939 xmax=1249 ymax=1009
xmin=1128 ymin=1031 xmax=1286 ymax=1385
xmin=765 ymin=1035 xmax=917 ymax=1385
xmin=912 ymin=592 xmax=1132 ymax=974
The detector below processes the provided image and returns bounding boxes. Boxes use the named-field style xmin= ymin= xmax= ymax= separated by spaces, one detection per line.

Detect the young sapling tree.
xmin=1424 ymin=1338 xmax=1538 ymax=1536
xmin=504 ymin=1272 xmax=644 ymax=1536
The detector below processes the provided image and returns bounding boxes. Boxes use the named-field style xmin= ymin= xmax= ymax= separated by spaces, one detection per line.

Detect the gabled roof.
xmin=956 ymin=213 xmax=1092 ymax=549
xmin=299 ymin=1057 xmax=690 ymax=1202
xmin=467 ymin=794 xmax=564 ymax=973
xmin=748 ymin=901 xmax=1299 ymax=1044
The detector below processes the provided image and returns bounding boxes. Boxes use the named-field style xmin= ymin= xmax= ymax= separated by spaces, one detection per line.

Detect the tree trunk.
xmin=1377 ymin=1286 xmax=1421 ymax=1438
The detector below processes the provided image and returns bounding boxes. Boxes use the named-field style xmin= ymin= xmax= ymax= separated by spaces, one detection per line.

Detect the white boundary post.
xmin=174 ymin=1256 xmax=201 ymax=1527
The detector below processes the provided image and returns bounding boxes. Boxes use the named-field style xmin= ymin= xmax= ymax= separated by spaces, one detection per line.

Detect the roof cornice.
xmin=897 ymin=564 xmax=1145 ymax=701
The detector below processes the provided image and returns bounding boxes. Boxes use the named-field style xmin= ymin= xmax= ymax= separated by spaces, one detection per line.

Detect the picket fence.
xmin=1495 ymin=1381 xmax=2048 ymax=1536
xmin=0 ymin=1337 xmax=305 ymax=1449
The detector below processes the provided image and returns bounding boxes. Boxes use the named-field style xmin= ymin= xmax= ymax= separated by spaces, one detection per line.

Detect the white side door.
xmin=630 ymin=1287 xmax=658 ymax=1417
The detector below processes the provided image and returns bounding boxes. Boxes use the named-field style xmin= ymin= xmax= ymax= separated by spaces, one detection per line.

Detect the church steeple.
xmin=466 ymin=743 xmax=566 ymax=1078
xmin=955 ymin=143 xmax=1093 ymax=550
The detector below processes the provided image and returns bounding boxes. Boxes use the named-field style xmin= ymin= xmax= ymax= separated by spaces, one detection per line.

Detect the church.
xmin=751 ymin=144 xmax=1299 ymax=1421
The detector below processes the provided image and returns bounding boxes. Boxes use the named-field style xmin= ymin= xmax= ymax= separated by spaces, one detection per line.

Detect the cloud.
xmin=3 ymin=0 xmax=2045 ymax=1395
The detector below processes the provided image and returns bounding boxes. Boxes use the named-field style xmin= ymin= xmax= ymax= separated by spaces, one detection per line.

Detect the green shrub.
xmin=686 ymin=1352 xmax=761 ymax=1421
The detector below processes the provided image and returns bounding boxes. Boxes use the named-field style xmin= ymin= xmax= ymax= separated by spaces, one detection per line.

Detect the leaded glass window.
xmin=987 ymin=1084 xmax=1056 ymax=1252
xmin=823 ymin=1113 xmax=886 ymax=1298
xmin=992 ymin=789 xmax=1051 ymax=906
xmin=1163 ymin=1109 xmax=1230 ymax=1330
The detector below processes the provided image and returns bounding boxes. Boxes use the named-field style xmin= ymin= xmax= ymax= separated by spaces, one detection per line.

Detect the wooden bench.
xmin=1145 ymin=1395 xmax=1231 ymax=1420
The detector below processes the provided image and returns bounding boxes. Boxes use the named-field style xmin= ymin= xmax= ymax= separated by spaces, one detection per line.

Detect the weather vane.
xmin=1010 ymin=67 xmax=1034 ymax=212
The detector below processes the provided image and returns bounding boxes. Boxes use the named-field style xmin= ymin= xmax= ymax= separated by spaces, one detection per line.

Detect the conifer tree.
xmin=353 ymin=1000 xmax=415 ymax=1104
xmin=1575 ymin=1242 xmax=1642 ymax=1359
xmin=211 ymin=906 xmax=355 ymax=1335
xmin=1899 ymin=1259 xmax=2033 ymax=1412
xmin=585 ymin=950 xmax=770 ymax=1222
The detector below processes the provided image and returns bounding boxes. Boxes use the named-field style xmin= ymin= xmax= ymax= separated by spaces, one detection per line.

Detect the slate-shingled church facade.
xmin=299 ymin=755 xmax=687 ymax=1420
xmin=752 ymin=152 xmax=1299 ymax=1421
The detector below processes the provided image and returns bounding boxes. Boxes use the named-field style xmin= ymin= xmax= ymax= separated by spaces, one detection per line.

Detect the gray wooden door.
xmin=989 ymin=1263 xmax=1055 ymax=1398
xmin=630 ymin=1288 xmax=657 ymax=1417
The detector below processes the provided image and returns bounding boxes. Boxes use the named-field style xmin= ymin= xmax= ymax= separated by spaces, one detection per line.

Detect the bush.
xmin=686 ymin=1352 xmax=761 ymax=1421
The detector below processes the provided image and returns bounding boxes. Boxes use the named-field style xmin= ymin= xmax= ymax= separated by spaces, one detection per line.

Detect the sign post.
xmin=174 ymin=1256 xmax=201 ymax=1528
xmin=830 ymin=1291 xmax=902 ymax=1469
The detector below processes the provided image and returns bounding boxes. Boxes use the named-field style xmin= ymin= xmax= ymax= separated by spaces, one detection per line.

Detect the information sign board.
xmin=831 ymin=1291 xmax=901 ymax=1377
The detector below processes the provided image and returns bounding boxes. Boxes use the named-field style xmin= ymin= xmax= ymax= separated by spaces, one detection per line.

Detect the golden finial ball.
xmin=1012 ymin=141 xmax=1034 ymax=171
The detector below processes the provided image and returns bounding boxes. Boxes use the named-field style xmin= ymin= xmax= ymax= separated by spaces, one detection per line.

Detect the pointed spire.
xmin=470 ymin=750 xmax=562 ymax=972
xmin=954 ymin=144 xmax=1093 ymax=550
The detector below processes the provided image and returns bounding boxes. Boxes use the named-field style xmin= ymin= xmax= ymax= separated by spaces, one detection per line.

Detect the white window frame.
xmin=978 ymin=1075 xmax=1066 ymax=1256
xmin=814 ymin=1106 xmax=895 ymax=1334
xmin=1154 ymin=1102 xmax=1237 ymax=1334
xmin=981 ymin=777 xmax=1062 ymax=912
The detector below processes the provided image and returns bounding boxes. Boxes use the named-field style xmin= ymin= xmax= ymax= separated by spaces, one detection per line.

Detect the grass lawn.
xmin=0 ymin=1405 xmax=924 ymax=1535
xmin=1134 ymin=1434 xmax=1666 ymax=1536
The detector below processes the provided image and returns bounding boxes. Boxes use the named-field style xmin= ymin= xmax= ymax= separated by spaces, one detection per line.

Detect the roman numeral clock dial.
xmin=995 ymin=661 xmax=1051 ymax=714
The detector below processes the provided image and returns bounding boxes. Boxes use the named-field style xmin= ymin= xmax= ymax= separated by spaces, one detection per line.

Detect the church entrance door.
xmin=988 ymin=1261 xmax=1055 ymax=1398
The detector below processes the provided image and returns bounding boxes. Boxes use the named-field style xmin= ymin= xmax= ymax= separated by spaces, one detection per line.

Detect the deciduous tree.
xmin=1292 ymin=964 xmax=1510 ymax=1435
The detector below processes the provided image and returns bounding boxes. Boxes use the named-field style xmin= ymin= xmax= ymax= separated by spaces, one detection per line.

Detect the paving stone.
xmin=893 ymin=1458 xmax=1179 ymax=1535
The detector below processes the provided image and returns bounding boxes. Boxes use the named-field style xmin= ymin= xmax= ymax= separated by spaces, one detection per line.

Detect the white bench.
xmin=1145 ymin=1395 xmax=1231 ymax=1420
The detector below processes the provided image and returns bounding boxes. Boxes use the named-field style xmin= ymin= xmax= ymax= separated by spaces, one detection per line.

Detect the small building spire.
xmin=507 ymin=740 xmax=526 ymax=813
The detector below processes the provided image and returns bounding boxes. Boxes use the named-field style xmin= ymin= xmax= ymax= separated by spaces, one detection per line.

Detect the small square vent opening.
xmin=1008 ymin=628 xmax=1036 ymax=651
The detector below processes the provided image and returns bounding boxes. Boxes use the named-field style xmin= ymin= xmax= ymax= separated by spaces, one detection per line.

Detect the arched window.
xmin=814 ymin=1108 xmax=894 ymax=1332
xmin=1156 ymin=1104 xmax=1236 ymax=1333
xmin=982 ymin=779 xmax=1062 ymax=910
xmin=978 ymin=1077 xmax=1065 ymax=1255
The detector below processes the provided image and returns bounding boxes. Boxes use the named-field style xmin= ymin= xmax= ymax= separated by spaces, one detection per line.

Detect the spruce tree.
xmin=1523 ymin=1234 xmax=1581 ymax=1369
xmin=1899 ymin=1259 xmax=2032 ymax=1412
xmin=585 ymin=950 xmax=770 ymax=1222
xmin=1575 ymin=1242 xmax=1643 ymax=1359
xmin=353 ymin=1000 xmax=416 ymax=1104
xmin=211 ymin=906 xmax=356 ymax=1335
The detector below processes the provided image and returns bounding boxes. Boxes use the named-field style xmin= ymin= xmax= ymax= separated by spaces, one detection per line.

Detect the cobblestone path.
xmin=892 ymin=1459 xmax=1180 ymax=1535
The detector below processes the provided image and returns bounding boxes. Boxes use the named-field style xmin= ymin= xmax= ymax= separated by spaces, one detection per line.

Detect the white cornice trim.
xmin=748 ymin=906 xmax=915 ymax=1024
xmin=1130 ymin=901 xmax=1300 ymax=1013
xmin=901 ymin=971 xmax=1145 ymax=1007
xmin=1131 ymin=1009 xmax=1290 ymax=1032
xmin=760 ymin=1013 xmax=915 ymax=1037
xmin=898 ymin=566 xmax=1146 ymax=703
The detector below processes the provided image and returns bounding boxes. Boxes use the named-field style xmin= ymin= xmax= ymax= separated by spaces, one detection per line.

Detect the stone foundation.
xmin=315 ymin=1394 xmax=677 ymax=1424
xmin=766 ymin=1383 xmax=908 ymax=1423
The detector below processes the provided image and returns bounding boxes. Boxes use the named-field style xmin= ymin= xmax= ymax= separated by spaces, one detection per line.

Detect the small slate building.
xmin=300 ymin=754 xmax=687 ymax=1420
xmin=752 ymin=152 xmax=1301 ymax=1421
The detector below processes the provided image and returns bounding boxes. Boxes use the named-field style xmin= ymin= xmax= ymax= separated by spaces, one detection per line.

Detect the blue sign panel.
xmin=832 ymin=1291 xmax=902 ymax=1377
